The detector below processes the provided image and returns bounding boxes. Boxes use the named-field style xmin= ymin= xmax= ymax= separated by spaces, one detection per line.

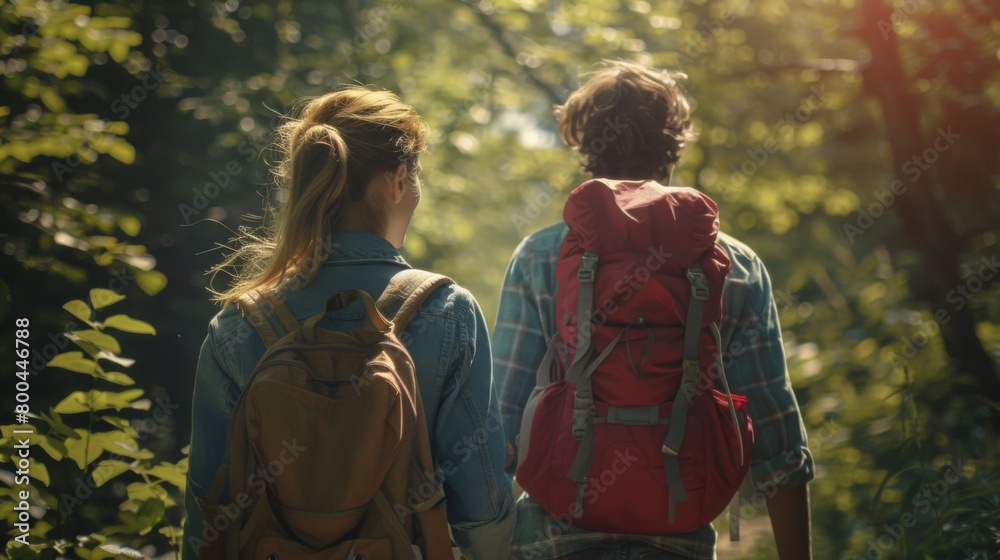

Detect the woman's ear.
xmin=389 ymin=162 xmax=408 ymax=204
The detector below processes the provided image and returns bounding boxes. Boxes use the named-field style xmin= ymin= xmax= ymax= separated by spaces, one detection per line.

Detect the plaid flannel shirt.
xmin=492 ymin=222 xmax=814 ymax=559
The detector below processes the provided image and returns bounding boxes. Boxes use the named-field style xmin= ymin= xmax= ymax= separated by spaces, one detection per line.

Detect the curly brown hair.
xmin=555 ymin=61 xmax=697 ymax=181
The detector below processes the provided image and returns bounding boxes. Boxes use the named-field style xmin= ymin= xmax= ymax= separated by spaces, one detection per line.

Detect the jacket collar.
xmin=322 ymin=232 xmax=409 ymax=266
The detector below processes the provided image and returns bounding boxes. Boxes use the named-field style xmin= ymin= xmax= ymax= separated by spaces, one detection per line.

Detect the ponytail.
xmin=209 ymin=87 xmax=427 ymax=303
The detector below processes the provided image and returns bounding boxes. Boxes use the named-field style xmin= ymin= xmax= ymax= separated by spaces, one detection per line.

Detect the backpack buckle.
xmin=686 ymin=268 xmax=709 ymax=301
xmin=577 ymin=252 xmax=599 ymax=283
xmin=572 ymin=397 xmax=595 ymax=438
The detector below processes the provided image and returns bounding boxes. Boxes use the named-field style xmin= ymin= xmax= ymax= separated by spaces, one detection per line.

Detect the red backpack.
xmin=516 ymin=179 xmax=754 ymax=535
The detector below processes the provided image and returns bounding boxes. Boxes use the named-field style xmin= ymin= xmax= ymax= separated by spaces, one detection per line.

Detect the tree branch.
xmin=460 ymin=0 xmax=564 ymax=106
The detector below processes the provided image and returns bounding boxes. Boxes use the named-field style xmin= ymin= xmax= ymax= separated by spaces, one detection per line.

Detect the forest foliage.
xmin=1 ymin=0 xmax=999 ymax=558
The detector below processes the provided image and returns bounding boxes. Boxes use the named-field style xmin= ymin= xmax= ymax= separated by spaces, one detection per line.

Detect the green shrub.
xmin=1 ymin=289 xmax=183 ymax=559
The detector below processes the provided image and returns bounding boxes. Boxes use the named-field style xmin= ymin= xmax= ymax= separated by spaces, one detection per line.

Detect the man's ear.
xmin=389 ymin=162 xmax=408 ymax=203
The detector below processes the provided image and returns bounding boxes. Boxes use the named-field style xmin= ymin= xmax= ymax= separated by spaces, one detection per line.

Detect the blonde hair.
xmin=210 ymin=86 xmax=427 ymax=303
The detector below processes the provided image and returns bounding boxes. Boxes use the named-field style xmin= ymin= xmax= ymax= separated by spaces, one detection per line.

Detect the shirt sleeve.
xmin=434 ymin=288 xmax=514 ymax=560
xmin=182 ymin=327 xmax=239 ymax=559
xmin=492 ymin=240 xmax=550 ymax=476
xmin=724 ymin=255 xmax=814 ymax=489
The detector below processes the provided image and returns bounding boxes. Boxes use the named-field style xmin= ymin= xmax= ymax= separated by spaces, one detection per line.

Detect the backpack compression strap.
xmin=660 ymin=267 xmax=709 ymax=523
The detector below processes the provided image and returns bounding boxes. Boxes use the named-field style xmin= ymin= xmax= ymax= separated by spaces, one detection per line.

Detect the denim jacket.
xmin=183 ymin=232 xmax=514 ymax=560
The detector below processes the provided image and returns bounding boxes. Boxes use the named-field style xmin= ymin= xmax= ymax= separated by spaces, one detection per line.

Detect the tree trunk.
xmin=859 ymin=0 xmax=1000 ymax=402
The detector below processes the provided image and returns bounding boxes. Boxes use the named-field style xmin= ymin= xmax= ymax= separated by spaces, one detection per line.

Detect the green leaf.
xmin=28 ymin=458 xmax=50 ymax=486
xmin=63 ymin=428 xmax=105 ymax=469
xmin=100 ymin=416 xmax=132 ymax=430
xmin=96 ymin=351 xmax=136 ymax=368
xmin=10 ymin=539 xmax=44 ymax=559
xmin=106 ymin=140 xmax=136 ymax=164
xmin=135 ymin=270 xmax=167 ymax=296
xmin=73 ymin=329 xmax=122 ymax=354
xmin=37 ymin=434 xmax=68 ymax=461
xmin=92 ymin=459 xmax=132 ymax=487
xmin=158 ymin=525 xmax=183 ymax=539
xmin=92 ymin=427 xmax=154 ymax=460
xmin=126 ymin=480 xmax=171 ymax=504
xmin=118 ymin=215 xmax=141 ymax=236
xmin=97 ymin=543 xmax=145 ymax=559
xmin=103 ymin=314 xmax=156 ymax=335
xmin=90 ymin=288 xmax=125 ymax=309
xmin=97 ymin=370 xmax=136 ymax=386
xmin=49 ymin=350 xmax=133 ymax=384
xmin=39 ymin=87 xmax=66 ymax=112
xmin=53 ymin=388 xmax=145 ymax=414
xmin=63 ymin=428 xmax=153 ymax=469
xmin=63 ymin=299 xmax=92 ymax=322
xmin=108 ymin=437 xmax=155 ymax=461
xmin=69 ymin=337 xmax=103 ymax=358
xmin=107 ymin=41 xmax=130 ymax=64
xmin=41 ymin=408 xmax=79 ymax=440
xmin=48 ymin=351 xmax=99 ymax=374
xmin=141 ymin=462 xmax=185 ymax=490
xmin=133 ymin=498 xmax=166 ymax=535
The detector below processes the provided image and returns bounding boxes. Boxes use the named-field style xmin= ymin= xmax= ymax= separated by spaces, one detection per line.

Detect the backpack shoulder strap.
xmin=376 ymin=269 xmax=455 ymax=560
xmin=376 ymin=269 xmax=454 ymax=332
xmin=258 ymin=290 xmax=300 ymax=336
xmin=236 ymin=289 xmax=298 ymax=347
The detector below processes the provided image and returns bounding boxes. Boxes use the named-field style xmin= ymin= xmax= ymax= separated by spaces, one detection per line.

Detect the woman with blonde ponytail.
xmin=183 ymin=86 xmax=514 ymax=559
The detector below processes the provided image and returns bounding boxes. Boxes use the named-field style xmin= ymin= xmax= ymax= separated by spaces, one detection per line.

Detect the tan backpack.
xmin=196 ymin=270 xmax=455 ymax=560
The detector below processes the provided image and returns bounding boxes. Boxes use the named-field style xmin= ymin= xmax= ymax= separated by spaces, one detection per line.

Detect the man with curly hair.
xmin=493 ymin=61 xmax=814 ymax=560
